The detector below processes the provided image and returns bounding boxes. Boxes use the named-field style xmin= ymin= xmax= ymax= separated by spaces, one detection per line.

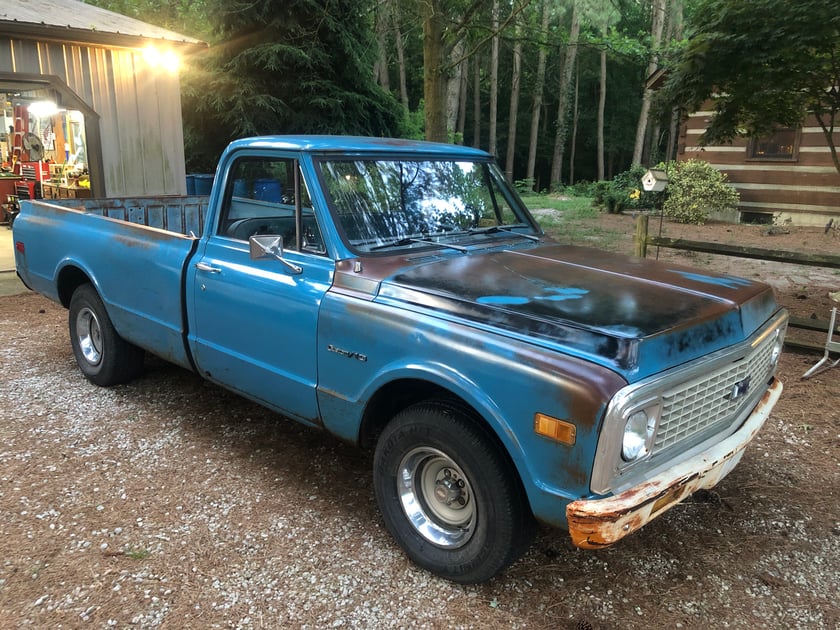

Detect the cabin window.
xmin=747 ymin=128 xmax=799 ymax=160
xmin=218 ymin=156 xmax=325 ymax=254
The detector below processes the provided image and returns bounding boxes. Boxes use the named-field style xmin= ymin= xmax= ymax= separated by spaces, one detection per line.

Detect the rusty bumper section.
xmin=567 ymin=378 xmax=783 ymax=549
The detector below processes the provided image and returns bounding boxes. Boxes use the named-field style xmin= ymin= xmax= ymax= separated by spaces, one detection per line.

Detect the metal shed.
xmin=0 ymin=0 xmax=206 ymax=198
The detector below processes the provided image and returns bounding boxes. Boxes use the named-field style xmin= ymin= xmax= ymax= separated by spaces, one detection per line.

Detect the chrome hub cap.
xmin=75 ymin=306 xmax=103 ymax=366
xmin=397 ymin=447 xmax=476 ymax=548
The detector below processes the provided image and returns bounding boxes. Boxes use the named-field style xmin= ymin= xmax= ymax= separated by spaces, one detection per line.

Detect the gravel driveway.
xmin=1 ymin=293 xmax=838 ymax=629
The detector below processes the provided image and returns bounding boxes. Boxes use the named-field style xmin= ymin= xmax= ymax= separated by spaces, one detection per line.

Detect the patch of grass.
xmin=125 ymin=547 xmax=151 ymax=560
xmin=523 ymin=194 xmax=595 ymax=217
xmin=549 ymin=223 xmax=624 ymax=251
xmin=523 ymin=194 xmax=623 ymax=251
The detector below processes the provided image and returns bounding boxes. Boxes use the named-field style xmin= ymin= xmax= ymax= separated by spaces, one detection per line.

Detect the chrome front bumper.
xmin=566 ymin=377 xmax=783 ymax=548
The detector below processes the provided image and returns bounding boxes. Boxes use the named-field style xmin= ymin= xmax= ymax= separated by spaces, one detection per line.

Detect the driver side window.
xmin=219 ymin=156 xmax=324 ymax=254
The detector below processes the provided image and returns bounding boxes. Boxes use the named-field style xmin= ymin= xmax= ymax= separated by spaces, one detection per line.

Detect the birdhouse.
xmin=641 ymin=168 xmax=669 ymax=192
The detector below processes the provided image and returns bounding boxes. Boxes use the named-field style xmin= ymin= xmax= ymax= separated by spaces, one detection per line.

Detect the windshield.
xmin=317 ymin=158 xmax=538 ymax=253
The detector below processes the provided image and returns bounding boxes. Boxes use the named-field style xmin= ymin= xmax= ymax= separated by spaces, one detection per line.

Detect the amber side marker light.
xmin=534 ymin=413 xmax=576 ymax=445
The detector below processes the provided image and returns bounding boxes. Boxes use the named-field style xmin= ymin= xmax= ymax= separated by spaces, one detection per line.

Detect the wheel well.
xmin=56 ymin=266 xmax=92 ymax=307
xmin=358 ymin=379 xmax=508 ymax=461
xmin=358 ymin=379 xmax=449 ymax=450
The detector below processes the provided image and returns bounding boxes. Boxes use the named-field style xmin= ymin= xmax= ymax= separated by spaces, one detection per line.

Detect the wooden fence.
xmin=633 ymin=214 xmax=840 ymax=352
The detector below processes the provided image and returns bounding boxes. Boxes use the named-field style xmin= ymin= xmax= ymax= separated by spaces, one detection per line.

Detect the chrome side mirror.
xmin=249 ymin=235 xmax=302 ymax=274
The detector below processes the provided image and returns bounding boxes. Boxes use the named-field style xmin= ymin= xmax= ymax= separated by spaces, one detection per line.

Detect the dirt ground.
xmin=0 ymin=212 xmax=838 ymax=629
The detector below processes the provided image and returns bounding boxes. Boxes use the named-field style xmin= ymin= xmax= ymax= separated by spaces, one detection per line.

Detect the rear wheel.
xmin=373 ymin=401 xmax=534 ymax=583
xmin=68 ymin=284 xmax=144 ymax=386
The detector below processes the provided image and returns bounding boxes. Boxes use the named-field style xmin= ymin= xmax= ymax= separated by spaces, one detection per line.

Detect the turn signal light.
xmin=534 ymin=413 xmax=576 ymax=445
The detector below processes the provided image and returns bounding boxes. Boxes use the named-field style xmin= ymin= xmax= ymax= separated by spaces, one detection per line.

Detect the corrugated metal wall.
xmin=680 ymin=111 xmax=840 ymax=226
xmin=0 ymin=37 xmax=187 ymax=197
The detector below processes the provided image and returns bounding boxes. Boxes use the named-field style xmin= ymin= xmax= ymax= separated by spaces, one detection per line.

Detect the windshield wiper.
xmin=369 ymin=236 xmax=415 ymax=251
xmin=369 ymin=235 xmax=469 ymax=252
xmin=410 ymin=238 xmax=469 ymax=252
xmin=465 ymin=224 xmax=541 ymax=241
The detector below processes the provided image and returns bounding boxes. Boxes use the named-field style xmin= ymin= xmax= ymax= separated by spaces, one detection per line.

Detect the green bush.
xmin=662 ymin=159 xmax=739 ymax=224
xmin=594 ymin=165 xmax=663 ymax=213
xmin=569 ymin=180 xmax=596 ymax=197
xmin=593 ymin=177 xmax=629 ymax=213
xmin=397 ymin=106 xmax=425 ymax=141
xmin=611 ymin=165 xmax=647 ymax=205
xmin=514 ymin=178 xmax=537 ymax=195
xmin=592 ymin=181 xmax=611 ymax=207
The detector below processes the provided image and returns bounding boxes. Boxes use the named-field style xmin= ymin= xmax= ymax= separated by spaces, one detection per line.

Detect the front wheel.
xmin=68 ymin=284 xmax=144 ymax=386
xmin=373 ymin=402 xmax=534 ymax=583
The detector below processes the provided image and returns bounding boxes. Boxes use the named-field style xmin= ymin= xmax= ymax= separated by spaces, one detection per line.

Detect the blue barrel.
xmin=233 ymin=178 xmax=249 ymax=198
xmin=192 ymin=174 xmax=214 ymax=196
xmin=253 ymin=178 xmax=281 ymax=202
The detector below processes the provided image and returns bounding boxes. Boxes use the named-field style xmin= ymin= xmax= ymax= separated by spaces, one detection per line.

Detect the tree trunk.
xmin=667 ymin=108 xmax=680 ymax=161
xmin=569 ymin=62 xmax=579 ymax=185
xmin=473 ymin=54 xmax=481 ymax=148
xmin=526 ymin=0 xmax=551 ymax=190
xmin=457 ymin=58 xmax=468 ymax=143
xmin=649 ymin=122 xmax=662 ymax=164
xmin=664 ymin=0 xmax=683 ymax=162
xmin=550 ymin=0 xmax=580 ymax=188
xmin=488 ymin=0 xmax=500 ymax=155
xmin=446 ymin=38 xmax=466 ymax=138
xmin=423 ymin=1 xmax=448 ymax=142
xmin=505 ymin=20 xmax=523 ymax=182
xmin=392 ymin=3 xmax=409 ymax=111
xmin=374 ymin=6 xmax=390 ymax=91
xmin=632 ymin=0 xmax=666 ymax=165
xmin=597 ymin=24 xmax=607 ymax=181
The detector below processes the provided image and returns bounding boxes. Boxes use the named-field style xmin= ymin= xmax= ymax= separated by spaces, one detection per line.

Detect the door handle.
xmin=196 ymin=262 xmax=222 ymax=273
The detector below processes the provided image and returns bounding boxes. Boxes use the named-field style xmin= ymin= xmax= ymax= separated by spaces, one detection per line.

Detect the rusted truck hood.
xmin=374 ymin=243 xmax=780 ymax=380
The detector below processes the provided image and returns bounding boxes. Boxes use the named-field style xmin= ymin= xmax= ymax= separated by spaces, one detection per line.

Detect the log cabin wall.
xmin=680 ymin=111 xmax=840 ymax=226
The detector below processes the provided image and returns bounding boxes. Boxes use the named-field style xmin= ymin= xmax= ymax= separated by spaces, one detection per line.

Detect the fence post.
xmin=634 ymin=213 xmax=649 ymax=258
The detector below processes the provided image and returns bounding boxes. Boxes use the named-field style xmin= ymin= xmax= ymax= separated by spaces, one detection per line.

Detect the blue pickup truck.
xmin=13 ymin=136 xmax=787 ymax=583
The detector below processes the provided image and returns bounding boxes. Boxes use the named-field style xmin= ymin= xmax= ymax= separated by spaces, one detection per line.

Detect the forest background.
xmin=80 ymin=0 xmax=840 ymax=199
xmin=82 ymin=0 xmax=687 ymax=188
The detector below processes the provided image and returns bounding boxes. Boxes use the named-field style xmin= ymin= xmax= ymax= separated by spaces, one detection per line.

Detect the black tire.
xmin=68 ymin=284 xmax=144 ymax=386
xmin=373 ymin=401 xmax=535 ymax=583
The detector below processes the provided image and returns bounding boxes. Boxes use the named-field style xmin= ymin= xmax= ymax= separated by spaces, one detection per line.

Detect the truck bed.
xmin=38 ymin=196 xmax=210 ymax=237
xmin=14 ymin=196 xmax=210 ymax=370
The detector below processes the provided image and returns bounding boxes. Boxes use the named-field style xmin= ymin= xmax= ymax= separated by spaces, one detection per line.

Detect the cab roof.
xmin=226 ymin=135 xmax=493 ymax=159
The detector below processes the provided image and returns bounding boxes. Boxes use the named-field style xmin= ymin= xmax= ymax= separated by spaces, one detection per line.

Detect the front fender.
xmin=316 ymin=292 xmax=628 ymax=526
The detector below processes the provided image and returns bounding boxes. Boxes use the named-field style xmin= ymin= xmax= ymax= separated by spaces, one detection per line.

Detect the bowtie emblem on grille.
xmin=727 ymin=376 xmax=752 ymax=401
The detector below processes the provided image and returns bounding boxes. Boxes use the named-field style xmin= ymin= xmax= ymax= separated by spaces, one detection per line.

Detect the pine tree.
xmin=184 ymin=0 xmax=403 ymax=162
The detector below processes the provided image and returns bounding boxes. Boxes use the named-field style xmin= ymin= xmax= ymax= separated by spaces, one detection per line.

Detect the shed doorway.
xmin=0 ymin=73 xmax=103 ymax=204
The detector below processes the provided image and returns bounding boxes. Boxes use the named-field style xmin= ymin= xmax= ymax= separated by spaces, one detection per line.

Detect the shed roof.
xmin=0 ymin=0 xmax=205 ymax=49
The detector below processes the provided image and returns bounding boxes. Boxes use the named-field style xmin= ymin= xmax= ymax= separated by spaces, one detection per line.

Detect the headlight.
xmin=622 ymin=409 xmax=657 ymax=461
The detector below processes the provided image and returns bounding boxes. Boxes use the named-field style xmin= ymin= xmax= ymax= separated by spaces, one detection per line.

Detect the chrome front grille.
xmin=589 ymin=311 xmax=788 ymax=495
xmin=653 ymin=330 xmax=777 ymax=452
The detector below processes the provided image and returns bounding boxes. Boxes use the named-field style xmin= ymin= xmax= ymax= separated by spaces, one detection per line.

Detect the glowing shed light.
xmin=28 ymin=100 xmax=61 ymax=117
xmin=143 ymin=45 xmax=180 ymax=73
